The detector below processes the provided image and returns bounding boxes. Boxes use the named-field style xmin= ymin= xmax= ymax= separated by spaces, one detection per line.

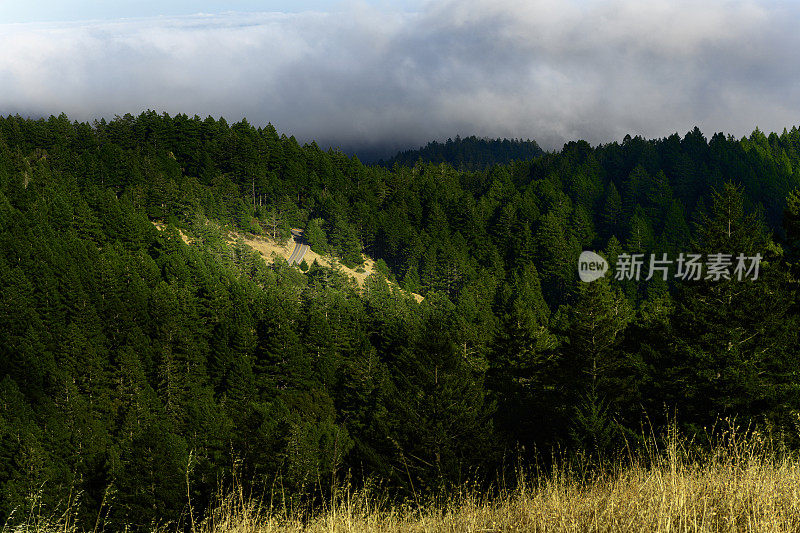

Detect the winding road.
xmin=288 ymin=229 xmax=309 ymax=266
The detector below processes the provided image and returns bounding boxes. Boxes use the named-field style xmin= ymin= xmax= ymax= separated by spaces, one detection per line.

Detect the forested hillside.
xmin=2 ymin=112 xmax=800 ymax=529
xmin=380 ymin=135 xmax=544 ymax=170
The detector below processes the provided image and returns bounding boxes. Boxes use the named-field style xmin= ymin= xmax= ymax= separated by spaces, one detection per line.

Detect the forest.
xmin=1 ymin=111 xmax=800 ymax=529
xmin=379 ymin=135 xmax=544 ymax=170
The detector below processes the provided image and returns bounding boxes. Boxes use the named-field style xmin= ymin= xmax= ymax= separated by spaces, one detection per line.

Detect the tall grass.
xmin=9 ymin=423 xmax=800 ymax=532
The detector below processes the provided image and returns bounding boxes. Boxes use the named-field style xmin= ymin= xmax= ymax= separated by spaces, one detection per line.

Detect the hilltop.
xmin=380 ymin=135 xmax=544 ymax=170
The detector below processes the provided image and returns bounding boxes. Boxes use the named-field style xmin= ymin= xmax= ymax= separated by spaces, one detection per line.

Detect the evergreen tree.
xmin=488 ymin=264 xmax=559 ymax=448
xmin=656 ymin=183 xmax=799 ymax=435
xmin=601 ymin=181 xmax=623 ymax=239
xmin=559 ymin=277 xmax=634 ymax=455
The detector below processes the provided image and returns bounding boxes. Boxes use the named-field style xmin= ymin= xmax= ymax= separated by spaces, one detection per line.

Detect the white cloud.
xmin=1 ymin=1 xmax=799 ymax=156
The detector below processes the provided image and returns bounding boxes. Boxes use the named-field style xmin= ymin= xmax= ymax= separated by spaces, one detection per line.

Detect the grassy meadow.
xmin=11 ymin=426 xmax=800 ymax=533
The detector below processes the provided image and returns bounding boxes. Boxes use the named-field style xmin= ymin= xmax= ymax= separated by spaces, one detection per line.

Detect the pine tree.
xmin=782 ymin=188 xmax=800 ymax=279
xmin=305 ymin=218 xmax=328 ymax=253
xmin=659 ymin=199 xmax=691 ymax=254
xmin=387 ymin=293 xmax=495 ymax=489
xmin=535 ymin=196 xmax=581 ymax=305
xmin=601 ymin=182 xmax=623 ymax=239
xmin=560 ymin=276 xmax=634 ymax=456
xmin=488 ymin=264 xmax=559 ymax=447
xmin=626 ymin=206 xmax=655 ymax=254
xmin=657 ymin=183 xmax=799 ymax=435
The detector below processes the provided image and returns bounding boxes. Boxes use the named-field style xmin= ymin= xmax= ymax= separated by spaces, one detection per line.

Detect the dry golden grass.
xmin=189 ymin=426 xmax=800 ymax=533
xmin=11 ymin=427 xmax=800 ymax=532
xmin=10 ymin=434 xmax=800 ymax=533
xmin=151 ymin=219 xmax=423 ymax=302
xmin=197 ymin=463 xmax=800 ymax=532
xmin=229 ymin=232 xmax=424 ymax=302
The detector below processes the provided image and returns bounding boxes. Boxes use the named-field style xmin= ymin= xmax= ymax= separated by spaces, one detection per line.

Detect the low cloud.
xmin=2 ymin=0 xmax=800 ymax=157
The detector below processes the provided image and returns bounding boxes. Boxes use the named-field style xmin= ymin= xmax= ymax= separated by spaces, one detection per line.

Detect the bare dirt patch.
xmin=152 ymin=221 xmax=192 ymax=244
xmin=151 ymin=221 xmax=422 ymax=302
xmin=233 ymin=232 xmax=423 ymax=302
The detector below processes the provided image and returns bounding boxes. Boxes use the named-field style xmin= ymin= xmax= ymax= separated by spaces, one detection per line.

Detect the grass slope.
xmin=18 ymin=428 xmax=800 ymax=532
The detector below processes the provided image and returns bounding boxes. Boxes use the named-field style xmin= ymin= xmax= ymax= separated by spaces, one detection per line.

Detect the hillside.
xmin=380 ymin=135 xmax=545 ymax=170
xmin=152 ymin=220 xmax=424 ymax=301
xmin=25 ymin=428 xmax=800 ymax=532
xmin=2 ymin=113 xmax=800 ymax=529
xmin=235 ymin=233 xmax=425 ymax=301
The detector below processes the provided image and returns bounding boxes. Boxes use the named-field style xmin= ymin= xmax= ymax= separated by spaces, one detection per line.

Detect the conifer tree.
xmin=658 ymin=183 xmax=798 ymax=434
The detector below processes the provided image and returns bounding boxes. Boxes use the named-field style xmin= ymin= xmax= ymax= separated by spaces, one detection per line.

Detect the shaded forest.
xmin=380 ymin=135 xmax=544 ymax=170
xmin=2 ymin=112 xmax=800 ymax=529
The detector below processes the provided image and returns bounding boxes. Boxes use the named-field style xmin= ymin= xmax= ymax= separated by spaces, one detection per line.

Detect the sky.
xmin=1 ymin=0 xmax=800 ymax=159
xmin=0 ymin=1 xmax=418 ymax=22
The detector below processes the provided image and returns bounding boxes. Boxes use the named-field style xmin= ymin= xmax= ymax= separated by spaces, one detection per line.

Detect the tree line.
xmin=379 ymin=135 xmax=544 ymax=170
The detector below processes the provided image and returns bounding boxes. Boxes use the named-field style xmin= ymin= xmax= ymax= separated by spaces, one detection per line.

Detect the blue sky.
xmin=0 ymin=1 xmax=422 ymax=23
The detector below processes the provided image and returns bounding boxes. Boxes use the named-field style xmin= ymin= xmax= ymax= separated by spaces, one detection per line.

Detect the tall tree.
xmin=655 ymin=183 xmax=799 ymax=435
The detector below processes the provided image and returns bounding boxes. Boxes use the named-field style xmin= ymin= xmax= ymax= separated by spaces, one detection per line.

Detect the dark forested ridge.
xmin=380 ymin=135 xmax=545 ymax=170
xmin=2 ymin=112 xmax=800 ymax=529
